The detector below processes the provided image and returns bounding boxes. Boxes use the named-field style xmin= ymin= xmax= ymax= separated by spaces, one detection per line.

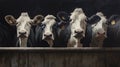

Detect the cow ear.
xmin=57 ymin=11 xmax=69 ymax=22
xmin=5 ymin=15 xmax=17 ymax=25
xmin=32 ymin=15 xmax=44 ymax=25
xmin=110 ymin=20 xmax=116 ymax=25
xmin=87 ymin=15 xmax=101 ymax=24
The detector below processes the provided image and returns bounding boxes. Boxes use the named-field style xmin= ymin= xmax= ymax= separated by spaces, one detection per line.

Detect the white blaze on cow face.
xmin=42 ymin=15 xmax=56 ymax=45
xmin=92 ymin=12 xmax=107 ymax=38
xmin=16 ymin=13 xmax=31 ymax=38
xmin=70 ymin=8 xmax=86 ymax=39
xmin=5 ymin=12 xmax=43 ymax=47
xmin=68 ymin=8 xmax=87 ymax=47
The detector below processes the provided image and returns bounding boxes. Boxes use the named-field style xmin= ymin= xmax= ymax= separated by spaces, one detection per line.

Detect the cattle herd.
xmin=0 ymin=8 xmax=120 ymax=47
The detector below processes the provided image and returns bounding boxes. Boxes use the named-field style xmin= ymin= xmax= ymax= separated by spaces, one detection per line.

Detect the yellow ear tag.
xmin=111 ymin=20 xmax=116 ymax=25
xmin=62 ymin=16 xmax=65 ymax=20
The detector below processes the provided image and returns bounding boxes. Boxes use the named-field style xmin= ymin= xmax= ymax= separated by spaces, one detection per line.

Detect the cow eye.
xmin=41 ymin=24 xmax=46 ymax=29
xmin=91 ymin=23 xmax=97 ymax=28
xmin=104 ymin=22 xmax=108 ymax=25
xmin=28 ymin=21 xmax=33 ymax=25
xmin=16 ymin=22 xmax=20 ymax=26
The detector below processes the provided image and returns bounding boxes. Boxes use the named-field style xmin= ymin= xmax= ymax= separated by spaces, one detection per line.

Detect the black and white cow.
xmin=35 ymin=15 xmax=56 ymax=47
xmin=53 ymin=11 xmax=70 ymax=47
xmin=103 ymin=15 xmax=120 ymax=47
xmin=5 ymin=12 xmax=43 ymax=47
xmin=56 ymin=8 xmax=87 ymax=47
xmin=67 ymin=8 xmax=87 ymax=47
xmin=85 ymin=12 xmax=107 ymax=47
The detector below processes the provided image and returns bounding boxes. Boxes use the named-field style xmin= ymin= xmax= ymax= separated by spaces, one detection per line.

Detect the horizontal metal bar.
xmin=0 ymin=47 xmax=119 ymax=53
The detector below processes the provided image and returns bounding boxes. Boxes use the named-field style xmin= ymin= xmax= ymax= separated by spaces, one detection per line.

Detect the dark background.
xmin=0 ymin=0 xmax=120 ymax=23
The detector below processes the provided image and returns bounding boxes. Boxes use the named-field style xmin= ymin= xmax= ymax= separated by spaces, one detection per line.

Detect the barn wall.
xmin=0 ymin=0 xmax=120 ymax=29
xmin=0 ymin=47 xmax=120 ymax=67
xmin=1 ymin=0 xmax=120 ymax=21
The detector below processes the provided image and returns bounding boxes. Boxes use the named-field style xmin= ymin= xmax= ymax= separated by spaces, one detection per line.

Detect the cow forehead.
xmin=43 ymin=20 xmax=56 ymax=27
xmin=93 ymin=18 xmax=107 ymax=29
xmin=70 ymin=8 xmax=85 ymax=20
xmin=73 ymin=8 xmax=83 ymax=13
xmin=95 ymin=22 xmax=103 ymax=27
xmin=17 ymin=13 xmax=31 ymax=23
xmin=70 ymin=13 xmax=86 ymax=23
xmin=96 ymin=12 xmax=107 ymax=23
xmin=42 ymin=15 xmax=56 ymax=24
xmin=45 ymin=15 xmax=56 ymax=19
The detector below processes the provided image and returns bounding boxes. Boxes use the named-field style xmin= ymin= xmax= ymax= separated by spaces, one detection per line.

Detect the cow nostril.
xmin=80 ymin=31 xmax=83 ymax=33
xmin=44 ymin=34 xmax=47 ymax=36
xmin=103 ymin=32 xmax=105 ymax=35
xmin=49 ymin=34 xmax=52 ymax=37
xmin=97 ymin=32 xmax=100 ymax=35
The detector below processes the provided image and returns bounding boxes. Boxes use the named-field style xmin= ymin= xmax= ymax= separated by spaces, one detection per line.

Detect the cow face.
xmin=91 ymin=12 xmax=107 ymax=39
xmin=5 ymin=12 xmax=43 ymax=39
xmin=70 ymin=8 xmax=87 ymax=39
xmin=42 ymin=15 xmax=56 ymax=46
xmin=107 ymin=15 xmax=120 ymax=26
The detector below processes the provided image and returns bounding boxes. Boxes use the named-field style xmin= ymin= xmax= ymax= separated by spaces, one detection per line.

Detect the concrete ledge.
xmin=0 ymin=47 xmax=119 ymax=67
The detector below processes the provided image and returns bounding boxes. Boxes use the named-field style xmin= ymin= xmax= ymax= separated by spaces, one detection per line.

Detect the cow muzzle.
xmin=74 ymin=30 xmax=85 ymax=38
xmin=43 ymin=32 xmax=54 ymax=47
xmin=96 ymin=32 xmax=107 ymax=40
xmin=43 ymin=33 xmax=53 ymax=40
xmin=19 ymin=31 xmax=27 ymax=38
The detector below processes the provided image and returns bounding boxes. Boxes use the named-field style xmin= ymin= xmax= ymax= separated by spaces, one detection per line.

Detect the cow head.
xmin=107 ymin=15 xmax=120 ymax=26
xmin=67 ymin=8 xmax=87 ymax=47
xmin=42 ymin=15 xmax=56 ymax=47
xmin=89 ymin=12 xmax=107 ymax=40
xmin=70 ymin=8 xmax=87 ymax=39
xmin=5 ymin=12 xmax=43 ymax=46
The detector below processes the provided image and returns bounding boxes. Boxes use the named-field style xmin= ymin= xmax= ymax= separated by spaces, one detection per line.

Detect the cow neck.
xmin=58 ymin=24 xmax=70 ymax=36
xmin=68 ymin=22 xmax=83 ymax=47
xmin=90 ymin=37 xmax=104 ymax=47
xmin=45 ymin=39 xmax=53 ymax=47
xmin=74 ymin=38 xmax=83 ymax=47
xmin=19 ymin=38 xmax=28 ymax=47
xmin=68 ymin=36 xmax=83 ymax=47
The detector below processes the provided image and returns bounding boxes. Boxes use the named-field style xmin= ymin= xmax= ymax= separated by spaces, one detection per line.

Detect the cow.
xmin=85 ymin=12 xmax=107 ymax=47
xmin=67 ymin=8 xmax=87 ymax=47
xmin=103 ymin=15 xmax=120 ymax=47
xmin=35 ymin=15 xmax=56 ymax=47
xmin=5 ymin=12 xmax=43 ymax=47
xmin=53 ymin=11 xmax=70 ymax=47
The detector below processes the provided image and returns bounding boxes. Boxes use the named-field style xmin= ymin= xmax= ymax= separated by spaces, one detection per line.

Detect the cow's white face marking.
xmin=42 ymin=15 xmax=56 ymax=41
xmin=70 ymin=8 xmax=86 ymax=39
xmin=16 ymin=13 xmax=32 ymax=38
xmin=92 ymin=12 xmax=107 ymax=38
xmin=68 ymin=8 xmax=87 ymax=47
